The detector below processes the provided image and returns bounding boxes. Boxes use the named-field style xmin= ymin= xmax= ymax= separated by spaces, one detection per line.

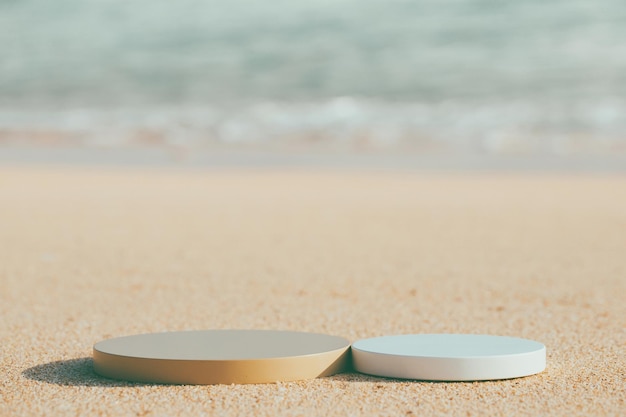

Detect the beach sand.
xmin=1 ymin=166 xmax=624 ymax=416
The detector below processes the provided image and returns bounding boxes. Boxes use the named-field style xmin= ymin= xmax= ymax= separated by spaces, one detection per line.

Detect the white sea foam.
xmin=1 ymin=99 xmax=625 ymax=157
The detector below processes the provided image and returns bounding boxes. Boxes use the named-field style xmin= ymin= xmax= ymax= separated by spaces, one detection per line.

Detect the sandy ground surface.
xmin=1 ymin=166 xmax=625 ymax=416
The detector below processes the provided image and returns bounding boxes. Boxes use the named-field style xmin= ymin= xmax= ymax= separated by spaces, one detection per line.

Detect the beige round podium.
xmin=93 ymin=329 xmax=350 ymax=385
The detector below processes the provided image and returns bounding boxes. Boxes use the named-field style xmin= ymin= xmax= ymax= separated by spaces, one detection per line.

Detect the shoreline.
xmin=1 ymin=145 xmax=625 ymax=173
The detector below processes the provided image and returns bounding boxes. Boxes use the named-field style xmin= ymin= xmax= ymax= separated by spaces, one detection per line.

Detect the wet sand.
xmin=1 ymin=167 xmax=625 ymax=416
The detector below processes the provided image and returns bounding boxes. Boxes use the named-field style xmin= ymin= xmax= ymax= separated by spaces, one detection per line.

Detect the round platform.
xmin=93 ymin=329 xmax=350 ymax=384
xmin=352 ymin=334 xmax=546 ymax=381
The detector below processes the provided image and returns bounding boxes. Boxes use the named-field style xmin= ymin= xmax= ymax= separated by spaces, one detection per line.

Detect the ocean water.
xmin=1 ymin=0 xmax=625 ymax=161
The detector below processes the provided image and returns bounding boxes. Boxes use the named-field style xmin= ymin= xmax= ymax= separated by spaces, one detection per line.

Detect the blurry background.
xmin=1 ymin=0 xmax=625 ymax=168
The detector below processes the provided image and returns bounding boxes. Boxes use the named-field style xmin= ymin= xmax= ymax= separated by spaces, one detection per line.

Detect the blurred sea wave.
xmin=1 ymin=0 xmax=625 ymax=164
xmin=1 ymin=99 xmax=625 ymax=156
